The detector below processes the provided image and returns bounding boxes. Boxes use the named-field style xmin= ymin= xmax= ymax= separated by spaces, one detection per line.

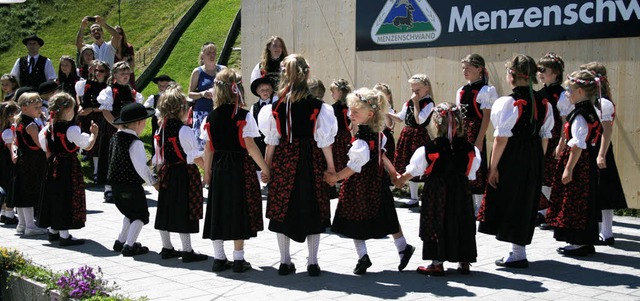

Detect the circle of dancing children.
xmin=201 ymin=69 xmax=270 ymax=273
xmin=257 ymin=54 xmax=338 ymax=277
xmin=97 ymin=61 xmax=143 ymax=203
xmin=579 ymin=62 xmax=627 ymax=246
xmin=455 ymin=54 xmax=499 ymax=215
xmin=477 ymin=54 xmax=554 ymax=268
xmin=108 ymin=103 xmax=158 ymax=256
xmin=153 ymin=84 xmax=208 ymax=263
xmin=389 ymin=74 xmax=435 ymax=207
xmin=37 ymin=92 xmax=98 ymax=246
xmin=546 ymin=70 xmax=603 ymax=256
xmin=395 ymin=102 xmax=481 ymax=276
xmin=13 ymin=92 xmax=48 ymax=236
xmin=373 ymin=83 xmax=396 ymax=163
xmin=325 ymin=87 xmax=415 ymax=275
xmin=0 ymin=101 xmax=20 ymax=225
xmin=535 ymin=52 xmax=566 ymax=229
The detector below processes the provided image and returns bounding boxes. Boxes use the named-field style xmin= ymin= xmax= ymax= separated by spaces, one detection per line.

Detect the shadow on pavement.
xmin=516 ymin=260 xmax=640 ymax=289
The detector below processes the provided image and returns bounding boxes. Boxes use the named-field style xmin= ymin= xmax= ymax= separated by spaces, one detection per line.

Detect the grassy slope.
xmin=0 ymin=0 xmax=194 ymax=84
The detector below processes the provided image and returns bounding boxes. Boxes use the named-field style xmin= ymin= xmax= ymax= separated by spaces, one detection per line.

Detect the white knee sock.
xmin=541 ymin=186 xmax=552 ymax=200
xmin=394 ymin=236 xmax=407 ymax=257
xmin=117 ymin=217 xmax=131 ymax=242
xmin=212 ymin=240 xmax=226 ymax=260
xmin=601 ymin=209 xmax=614 ymax=239
xmin=277 ymin=233 xmax=291 ymax=264
xmin=59 ymin=230 xmax=70 ymax=239
xmin=159 ymin=230 xmax=173 ymax=249
xmin=125 ymin=220 xmax=144 ymax=246
xmin=16 ymin=208 xmax=25 ymax=227
xmin=5 ymin=209 xmax=14 ymax=219
xmin=307 ymin=234 xmax=320 ymax=265
xmin=233 ymin=250 xmax=245 ymax=261
xmin=179 ymin=233 xmax=192 ymax=252
xmin=93 ymin=157 xmax=99 ymax=174
xmin=507 ymin=244 xmax=526 ymax=262
xmin=354 ymin=240 xmax=367 ymax=258
xmin=409 ymin=182 xmax=419 ymax=200
xmin=23 ymin=207 xmax=36 ymax=228
xmin=472 ymin=194 xmax=483 ymax=217
xmin=105 ymin=185 xmax=112 ymax=192
xmin=49 ymin=228 xmax=59 ymax=234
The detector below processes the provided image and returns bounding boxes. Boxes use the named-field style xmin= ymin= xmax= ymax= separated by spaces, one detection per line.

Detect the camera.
xmin=87 ymin=16 xmax=96 ymax=22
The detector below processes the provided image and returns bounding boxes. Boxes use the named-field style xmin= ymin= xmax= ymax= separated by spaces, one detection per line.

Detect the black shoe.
xmin=211 ymin=259 xmax=232 ymax=272
xmin=104 ymin=191 xmax=113 ymax=203
xmin=535 ymin=213 xmax=545 ymax=226
xmin=307 ymin=264 xmax=321 ymax=277
xmin=182 ymin=250 xmax=208 ymax=263
xmin=595 ymin=236 xmax=615 ymax=246
xmin=495 ymin=258 xmax=529 ymax=268
xmin=278 ymin=263 xmax=296 ymax=275
xmin=3 ymin=216 xmax=18 ymax=225
xmin=353 ymin=254 xmax=372 ymax=275
xmin=59 ymin=235 xmax=85 ymax=246
xmin=538 ymin=223 xmax=553 ymax=230
xmin=159 ymin=248 xmax=182 ymax=259
xmin=233 ymin=260 xmax=251 ymax=273
xmin=121 ymin=243 xmax=149 ymax=257
xmin=398 ymin=244 xmax=415 ymax=271
xmin=557 ymin=245 xmax=595 ymax=257
xmin=0 ymin=215 xmax=5 ymax=223
xmin=113 ymin=240 xmax=124 ymax=252
xmin=457 ymin=262 xmax=471 ymax=275
xmin=398 ymin=200 xmax=419 ymax=208
xmin=48 ymin=232 xmax=60 ymax=242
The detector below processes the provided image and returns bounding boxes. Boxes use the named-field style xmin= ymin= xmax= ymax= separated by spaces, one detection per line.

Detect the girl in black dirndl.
xmin=153 ymin=85 xmax=207 ymax=263
xmin=108 ymin=103 xmax=157 ymax=257
xmin=579 ymin=62 xmax=627 ymax=246
xmin=0 ymin=101 xmax=19 ymax=225
xmin=547 ymin=70 xmax=603 ymax=256
xmin=396 ymin=102 xmax=481 ymax=276
xmin=98 ymin=61 xmax=143 ymax=202
xmin=389 ymin=74 xmax=435 ymax=207
xmin=455 ymin=54 xmax=499 ymax=215
xmin=13 ymin=92 xmax=48 ymax=236
xmin=535 ymin=52 xmax=566 ymax=227
xmin=37 ymin=93 xmax=98 ymax=246
xmin=373 ymin=83 xmax=396 ymax=163
xmin=477 ymin=55 xmax=554 ymax=268
xmin=202 ymin=69 xmax=270 ymax=273
xmin=258 ymin=54 xmax=337 ymax=277
xmin=329 ymin=79 xmax=352 ymax=197
xmin=326 ymin=88 xmax=414 ymax=275
xmin=76 ymin=60 xmax=108 ymax=183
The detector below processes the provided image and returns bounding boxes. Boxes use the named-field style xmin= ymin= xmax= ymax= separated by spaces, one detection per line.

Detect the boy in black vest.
xmin=109 ymin=103 xmax=158 ymax=256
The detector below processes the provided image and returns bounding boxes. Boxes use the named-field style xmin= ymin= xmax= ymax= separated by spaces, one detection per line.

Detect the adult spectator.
xmin=78 ymin=45 xmax=95 ymax=80
xmin=114 ymin=26 xmax=136 ymax=88
xmin=250 ymin=36 xmax=288 ymax=85
xmin=75 ymin=16 xmax=121 ymax=68
xmin=10 ymin=35 xmax=56 ymax=89
xmin=187 ymin=42 xmax=225 ymax=151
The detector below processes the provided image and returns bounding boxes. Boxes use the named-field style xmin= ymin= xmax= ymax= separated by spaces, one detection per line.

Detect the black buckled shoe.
xmin=48 ymin=232 xmax=60 ymax=242
xmin=113 ymin=240 xmax=125 ymax=252
xmin=233 ymin=260 xmax=251 ymax=273
xmin=557 ymin=245 xmax=595 ymax=257
xmin=495 ymin=258 xmax=529 ymax=268
xmin=595 ymin=236 xmax=615 ymax=246
xmin=278 ymin=263 xmax=296 ymax=275
xmin=353 ymin=254 xmax=372 ymax=275
xmin=121 ymin=243 xmax=149 ymax=257
xmin=307 ymin=264 xmax=321 ymax=277
xmin=398 ymin=244 xmax=415 ymax=271
xmin=59 ymin=235 xmax=85 ymax=247
xmin=159 ymin=248 xmax=182 ymax=259
xmin=211 ymin=259 xmax=233 ymax=272
xmin=182 ymin=250 xmax=208 ymax=263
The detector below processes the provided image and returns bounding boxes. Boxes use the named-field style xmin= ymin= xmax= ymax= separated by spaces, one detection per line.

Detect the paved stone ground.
xmin=1 ymin=185 xmax=639 ymax=300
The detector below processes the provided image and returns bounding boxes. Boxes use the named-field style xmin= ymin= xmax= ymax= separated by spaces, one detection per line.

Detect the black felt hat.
xmin=250 ymin=76 xmax=275 ymax=98
xmin=152 ymin=74 xmax=174 ymax=84
xmin=14 ymin=87 xmax=35 ymax=102
xmin=22 ymin=34 xmax=45 ymax=47
xmin=112 ymin=103 xmax=155 ymax=125
xmin=38 ymin=80 xmax=58 ymax=95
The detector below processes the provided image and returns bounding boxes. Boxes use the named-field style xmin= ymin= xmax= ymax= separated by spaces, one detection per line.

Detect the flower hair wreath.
xmin=356 ymin=92 xmax=378 ymax=111
xmin=432 ymin=103 xmax=467 ymax=125
xmin=567 ymin=75 xmax=599 ymax=86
